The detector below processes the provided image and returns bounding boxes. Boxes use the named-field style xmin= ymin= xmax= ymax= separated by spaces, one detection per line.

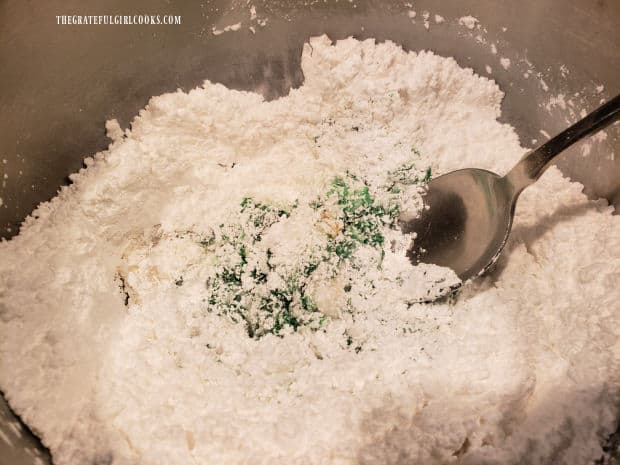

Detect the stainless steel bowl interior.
xmin=0 ymin=0 xmax=618 ymax=463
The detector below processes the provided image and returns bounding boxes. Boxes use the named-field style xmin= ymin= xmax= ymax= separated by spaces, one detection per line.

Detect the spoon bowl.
xmin=402 ymin=169 xmax=514 ymax=282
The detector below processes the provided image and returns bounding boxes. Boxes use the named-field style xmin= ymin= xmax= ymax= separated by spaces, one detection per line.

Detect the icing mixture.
xmin=0 ymin=36 xmax=618 ymax=465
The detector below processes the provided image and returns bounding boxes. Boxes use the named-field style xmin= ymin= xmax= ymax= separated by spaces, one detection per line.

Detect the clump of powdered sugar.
xmin=458 ymin=15 xmax=479 ymax=29
xmin=0 ymin=35 xmax=619 ymax=465
xmin=211 ymin=22 xmax=242 ymax=35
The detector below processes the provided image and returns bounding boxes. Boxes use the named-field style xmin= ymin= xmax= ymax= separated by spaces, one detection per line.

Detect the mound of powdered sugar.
xmin=0 ymin=36 xmax=619 ymax=465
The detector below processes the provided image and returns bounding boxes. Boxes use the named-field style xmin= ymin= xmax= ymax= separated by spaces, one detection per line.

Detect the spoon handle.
xmin=505 ymin=94 xmax=620 ymax=194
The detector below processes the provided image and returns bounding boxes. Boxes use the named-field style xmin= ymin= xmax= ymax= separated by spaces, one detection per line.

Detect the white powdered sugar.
xmin=0 ymin=35 xmax=618 ymax=465
xmin=458 ymin=15 xmax=479 ymax=30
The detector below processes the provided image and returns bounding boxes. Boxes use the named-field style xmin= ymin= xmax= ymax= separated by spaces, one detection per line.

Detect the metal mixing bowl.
xmin=1 ymin=0 xmax=618 ymax=463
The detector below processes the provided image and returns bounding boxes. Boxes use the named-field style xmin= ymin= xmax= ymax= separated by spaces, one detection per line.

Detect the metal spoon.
xmin=402 ymin=94 xmax=620 ymax=296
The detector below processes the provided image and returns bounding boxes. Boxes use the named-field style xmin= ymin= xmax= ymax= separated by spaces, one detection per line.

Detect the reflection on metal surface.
xmin=0 ymin=392 xmax=51 ymax=465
